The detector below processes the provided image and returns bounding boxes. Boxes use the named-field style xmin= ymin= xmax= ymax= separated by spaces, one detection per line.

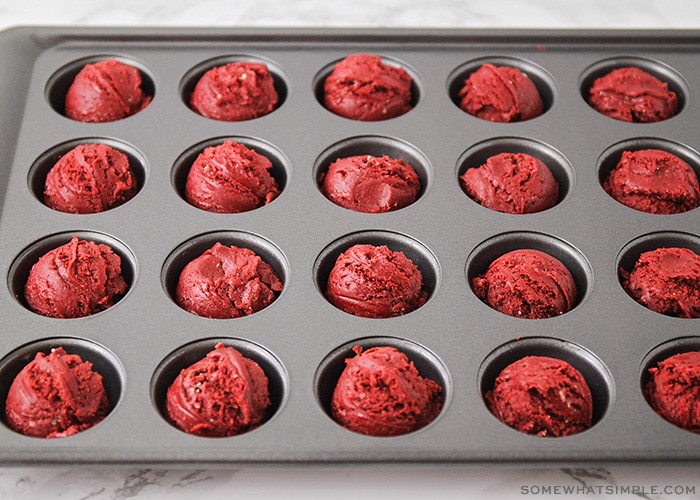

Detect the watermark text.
xmin=520 ymin=484 xmax=695 ymax=496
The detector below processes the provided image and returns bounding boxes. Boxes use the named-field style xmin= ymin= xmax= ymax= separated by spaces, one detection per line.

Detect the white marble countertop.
xmin=2 ymin=1 xmax=700 ymax=499
xmin=2 ymin=0 xmax=700 ymax=29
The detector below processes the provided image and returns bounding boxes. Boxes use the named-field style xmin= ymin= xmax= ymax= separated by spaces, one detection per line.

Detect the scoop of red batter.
xmin=24 ymin=235 xmax=128 ymax=319
xmin=176 ymin=242 xmax=283 ymax=319
xmin=184 ymin=140 xmax=280 ymax=213
xmin=485 ymin=355 xmax=593 ymax=437
xmin=457 ymin=63 xmax=544 ymax=122
xmin=321 ymin=154 xmax=420 ymax=213
xmin=460 ymin=152 xmax=559 ymax=214
xmin=331 ymin=345 xmax=442 ymax=436
xmin=44 ymin=143 xmax=138 ymax=214
xmin=65 ymin=59 xmax=151 ymax=123
xmin=603 ymin=149 xmax=700 ymax=214
xmin=620 ymin=247 xmax=700 ymax=318
xmin=165 ymin=343 xmax=270 ymax=437
xmin=189 ymin=61 xmax=278 ymax=121
xmin=471 ymin=249 xmax=577 ymax=319
xmin=646 ymin=351 xmax=700 ymax=433
xmin=326 ymin=244 xmax=427 ymax=318
xmin=5 ymin=347 xmax=109 ymax=438
xmin=588 ymin=67 xmax=678 ymax=123
xmin=323 ymin=54 xmax=413 ymax=121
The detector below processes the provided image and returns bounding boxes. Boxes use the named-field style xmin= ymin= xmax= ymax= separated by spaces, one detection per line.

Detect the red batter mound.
xmin=176 ymin=242 xmax=283 ymax=319
xmin=184 ymin=140 xmax=280 ymax=213
xmin=460 ymin=152 xmax=559 ymax=214
xmin=457 ymin=63 xmax=544 ymax=122
xmin=321 ymin=154 xmax=420 ymax=213
xmin=323 ymin=54 xmax=413 ymax=121
xmin=331 ymin=345 xmax=442 ymax=436
xmin=471 ymin=249 xmax=577 ymax=319
xmin=44 ymin=143 xmax=138 ymax=214
xmin=165 ymin=343 xmax=270 ymax=437
xmin=5 ymin=347 xmax=109 ymax=438
xmin=326 ymin=244 xmax=427 ymax=318
xmin=620 ymin=247 xmax=700 ymax=318
xmin=24 ymin=235 xmax=129 ymax=319
xmin=588 ymin=67 xmax=678 ymax=123
xmin=646 ymin=350 xmax=700 ymax=433
xmin=485 ymin=355 xmax=593 ymax=437
xmin=65 ymin=59 xmax=151 ymax=123
xmin=189 ymin=61 xmax=278 ymax=121
xmin=603 ymin=149 xmax=700 ymax=214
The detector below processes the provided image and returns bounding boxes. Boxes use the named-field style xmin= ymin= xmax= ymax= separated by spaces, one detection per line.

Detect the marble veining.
xmin=3 ymin=465 xmax=700 ymax=499
xmin=0 ymin=0 xmax=699 ymax=28
xmin=2 ymin=0 xmax=700 ymax=498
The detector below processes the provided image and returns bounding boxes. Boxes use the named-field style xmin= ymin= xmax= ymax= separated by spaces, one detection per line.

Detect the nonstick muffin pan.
xmin=0 ymin=26 xmax=700 ymax=466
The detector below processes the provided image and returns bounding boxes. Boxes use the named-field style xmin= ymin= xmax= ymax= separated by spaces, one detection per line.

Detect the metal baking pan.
xmin=0 ymin=26 xmax=699 ymax=466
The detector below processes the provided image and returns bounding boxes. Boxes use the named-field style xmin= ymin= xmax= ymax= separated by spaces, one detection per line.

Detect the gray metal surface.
xmin=0 ymin=26 xmax=699 ymax=466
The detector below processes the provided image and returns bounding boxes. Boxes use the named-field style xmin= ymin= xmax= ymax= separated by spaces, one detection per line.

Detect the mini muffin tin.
xmin=1 ymin=26 xmax=700 ymax=466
